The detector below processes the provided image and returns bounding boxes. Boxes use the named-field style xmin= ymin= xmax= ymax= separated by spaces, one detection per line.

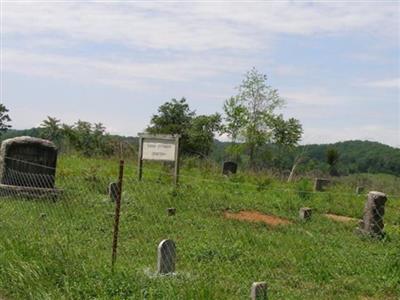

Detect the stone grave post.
xmin=357 ymin=191 xmax=387 ymax=238
xmin=157 ymin=239 xmax=176 ymax=274
xmin=250 ymin=282 xmax=267 ymax=300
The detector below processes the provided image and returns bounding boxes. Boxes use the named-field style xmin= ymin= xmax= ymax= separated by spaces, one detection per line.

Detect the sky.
xmin=1 ymin=1 xmax=399 ymax=147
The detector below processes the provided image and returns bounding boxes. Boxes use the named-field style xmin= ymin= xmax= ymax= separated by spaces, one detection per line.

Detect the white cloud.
xmin=301 ymin=125 xmax=400 ymax=148
xmin=358 ymin=78 xmax=400 ymax=89
xmin=3 ymin=2 xmax=398 ymax=89
xmin=4 ymin=49 xmax=251 ymax=89
xmin=282 ymin=89 xmax=345 ymax=107
xmin=3 ymin=2 xmax=397 ymax=52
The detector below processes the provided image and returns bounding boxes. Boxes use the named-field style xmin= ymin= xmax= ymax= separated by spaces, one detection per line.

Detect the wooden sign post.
xmin=137 ymin=133 xmax=180 ymax=185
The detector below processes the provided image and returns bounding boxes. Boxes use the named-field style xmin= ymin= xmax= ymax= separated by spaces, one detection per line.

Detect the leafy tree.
xmin=0 ymin=104 xmax=11 ymax=134
xmin=40 ymin=116 xmax=62 ymax=144
xmin=148 ymin=98 xmax=194 ymax=136
xmin=223 ymin=68 xmax=302 ymax=166
xmin=326 ymin=147 xmax=340 ymax=176
xmin=147 ymin=98 xmax=221 ymax=156
xmin=186 ymin=114 xmax=222 ymax=156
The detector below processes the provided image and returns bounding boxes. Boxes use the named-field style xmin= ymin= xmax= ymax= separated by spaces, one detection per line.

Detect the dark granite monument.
xmin=222 ymin=161 xmax=237 ymax=175
xmin=0 ymin=136 xmax=58 ymax=191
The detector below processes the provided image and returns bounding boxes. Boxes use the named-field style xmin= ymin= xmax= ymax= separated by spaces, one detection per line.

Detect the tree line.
xmin=2 ymin=68 xmax=399 ymax=176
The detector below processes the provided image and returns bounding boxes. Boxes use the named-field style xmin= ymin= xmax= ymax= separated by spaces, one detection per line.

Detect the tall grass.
xmin=0 ymin=155 xmax=399 ymax=299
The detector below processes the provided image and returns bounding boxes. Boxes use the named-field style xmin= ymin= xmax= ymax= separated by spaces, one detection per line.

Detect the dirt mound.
xmin=324 ymin=213 xmax=360 ymax=223
xmin=224 ymin=210 xmax=292 ymax=227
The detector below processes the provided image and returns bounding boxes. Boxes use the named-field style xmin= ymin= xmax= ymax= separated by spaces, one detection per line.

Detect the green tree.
xmin=0 ymin=104 xmax=12 ymax=134
xmin=147 ymin=98 xmax=221 ymax=156
xmin=147 ymin=98 xmax=194 ymax=136
xmin=186 ymin=113 xmax=222 ymax=157
xmin=326 ymin=148 xmax=340 ymax=176
xmin=223 ymin=68 xmax=302 ymax=166
xmin=40 ymin=116 xmax=62 ymax=144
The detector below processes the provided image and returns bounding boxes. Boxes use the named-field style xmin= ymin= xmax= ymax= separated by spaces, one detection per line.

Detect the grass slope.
xmin=0 ymin=156 xmax=399 ymax=299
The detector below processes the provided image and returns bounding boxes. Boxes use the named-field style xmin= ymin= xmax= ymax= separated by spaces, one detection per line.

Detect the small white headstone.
xmin=157 ymin=239 xmax=176 ymax=274
xmin=250 ymin=281 xmax=267 ymax=300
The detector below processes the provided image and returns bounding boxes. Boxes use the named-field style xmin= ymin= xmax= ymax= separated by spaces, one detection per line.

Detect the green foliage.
xmin=40 ymin=116 xmax=63 ymax=145
xmin=223 ymin=68 xmax=302 ymax=166
xmin=147 ymin=98 xmax=194 ymax=137
xmin=296 ymin=178 xmax=313 ymax=200
xmin=147 ymin=98 xmax=221 ymax=157
xmin=300 ymin=141 xmax=400 ymax=176
xmin=0 ymin=104 xmax=11 ymax=135
xmin=326 ymin=148 xmax=340 ymax=176
xmin=211 ymin=140 xmax=400 ymax=177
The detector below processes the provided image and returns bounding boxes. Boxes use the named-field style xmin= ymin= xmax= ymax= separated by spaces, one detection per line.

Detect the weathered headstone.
xmin=167 ymin=207 xmax=176 ymax=216
xmin=222 ymin=161 xmax=237 ymax=175
xmin=108 ymin=182 xmax=119 ymax=202
xmin=157 ymin=239 xmax=176 ymax=274
xmin=299 ymin=207 xmax=312 ymax=221
xmin=356 ymin=186 xmax=364 ymax=195
xmin=0 ymin=136 xmax=57 ymax=189
xmin=250 ymin=282 xmax=267 ymax=300
xmin=357 ymin=191 xmax=387 ymax=238
xmin=313 ymin=178 xmax=330 ymax=192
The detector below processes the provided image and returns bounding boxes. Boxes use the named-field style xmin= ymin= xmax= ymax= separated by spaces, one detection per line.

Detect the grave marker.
xmin=299 ymin=207 xmax=312 ymax=221
xmin=357 ymin=191 xmax=387 ymax=238
xmin=313 ymin=178 xmax=330 ymax=192
xmin=250 ymin=282 xmax=268 ymax=300
xmin=157 ymin=239 xmax=176 ymax=274
xmin=0 ymin=136 xmax=57 ymax=189
xmin=109 ymin=182 xmax=119 ymax=202
xmin=222 ymin=161 xmax=237 ymax=175
xmin=167 ymin=207 xmax=176 ymax=216
xmin=356 ymin=186 xmax=364 ymax=195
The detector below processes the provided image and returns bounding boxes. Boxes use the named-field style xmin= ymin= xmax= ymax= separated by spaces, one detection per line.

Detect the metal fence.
xmin=0 ymin=157 xmax=399 ymax=299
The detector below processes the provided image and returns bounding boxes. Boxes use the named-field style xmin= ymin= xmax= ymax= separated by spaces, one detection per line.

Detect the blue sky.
xmin=2 ymin=1 xmax=399 ymax=147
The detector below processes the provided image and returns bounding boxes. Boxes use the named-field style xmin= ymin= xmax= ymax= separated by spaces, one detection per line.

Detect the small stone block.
xmin=356 ymin=186 xmax=364 ymax=195
xmin=313 ymin=178 xmax=330 ymax=192
xmin=299 ymin=207 xmax=312 ymax=220
xmin=157 ymin=239 xmax=176 ymax=274
xmin=251 ymin=282 xmax=267 ymax=300
xmin=167 ymin=207 xmax=176 ymax=216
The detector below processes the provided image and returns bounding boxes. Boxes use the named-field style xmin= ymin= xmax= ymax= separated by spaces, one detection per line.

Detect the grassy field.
xmin=0 ymin=155 xmax=399 ymax=299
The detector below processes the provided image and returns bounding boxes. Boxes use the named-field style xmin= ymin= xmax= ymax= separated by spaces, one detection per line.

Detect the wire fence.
xmin=0 ymin=157 xmax=399 ymax=299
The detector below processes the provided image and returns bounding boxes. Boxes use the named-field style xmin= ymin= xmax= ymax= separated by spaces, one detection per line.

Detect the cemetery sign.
xmin=137 ymin=133 xmax=180 ymax=184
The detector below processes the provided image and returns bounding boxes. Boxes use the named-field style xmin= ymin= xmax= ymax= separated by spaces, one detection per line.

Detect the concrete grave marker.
xmin=250 ymin=282 xmax=268 ymax=300
xmin=167 ymin=207 xmax=176 ymax=216
xmin=157 ymin=239 xmax=176 ymax=274
xmin=222 ymin=161 xmax=237 ymax=175
xmin=357 ymin=191 xmax=387 ymax=238
xmin=356 ymin=186 xmax=364 ymax=195
xmin=313 ymin=178 xmax=330 ymax=192
xmin=299 ymin=207 xmax=312 ymax=221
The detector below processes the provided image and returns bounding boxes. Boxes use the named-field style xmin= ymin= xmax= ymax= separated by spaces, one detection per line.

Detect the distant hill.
xmin=0 ymin=128 xmax=44 ymax=140
xmin=2 ymin=129 xmax=399 ymax=176
xmin=212 ymin=140 xmax=400 ymax=176
xmin=297 ymin=140 xmax=400 ymax=176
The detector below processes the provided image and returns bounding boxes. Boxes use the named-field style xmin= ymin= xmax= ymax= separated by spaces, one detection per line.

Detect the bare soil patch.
xmin=324 ymin=213 xmax=360 ymax=223
xmin=224 ymin=210 xmax=292 ymax=227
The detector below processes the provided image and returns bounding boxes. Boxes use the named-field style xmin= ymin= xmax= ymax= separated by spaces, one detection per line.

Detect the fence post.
xmin=111 ymin=160 xmax=124 ymax=270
